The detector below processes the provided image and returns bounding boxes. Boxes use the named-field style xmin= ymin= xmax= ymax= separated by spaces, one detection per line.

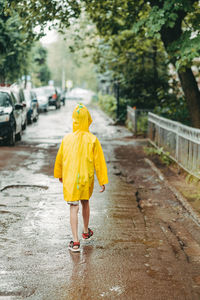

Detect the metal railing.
xmin=148 ymin=112 xmax=200 ymax=178
xmin=127 ymin=106 xmax=150 ymax=136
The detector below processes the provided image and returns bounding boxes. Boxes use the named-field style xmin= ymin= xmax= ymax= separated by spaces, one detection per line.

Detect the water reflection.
xmin=67 ymin=243 xmax=94 ymax=299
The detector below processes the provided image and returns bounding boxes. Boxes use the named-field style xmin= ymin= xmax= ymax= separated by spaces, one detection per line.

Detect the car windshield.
xmin=0 ymin=92 xmax=11 ymax=107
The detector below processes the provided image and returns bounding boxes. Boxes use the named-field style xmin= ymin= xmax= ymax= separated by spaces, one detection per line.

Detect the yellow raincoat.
xmin=54 ymin=104 xmax=108 ymax=202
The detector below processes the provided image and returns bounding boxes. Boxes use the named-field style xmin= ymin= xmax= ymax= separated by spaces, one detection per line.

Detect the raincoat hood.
xmin=72 ymin=104 xmax=92 ymax=132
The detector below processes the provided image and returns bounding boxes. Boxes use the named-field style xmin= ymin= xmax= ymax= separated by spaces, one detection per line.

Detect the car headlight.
xmin=0 ymin=114 xmax=10 ymax=123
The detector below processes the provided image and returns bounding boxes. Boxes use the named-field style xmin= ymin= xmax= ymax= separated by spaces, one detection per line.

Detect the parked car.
xmin=0 ymin=87 xmax=23 ymax=145
xmin=32 ymin=88 xmax=49 ymax=112
xmin=11 ymin=86 xmax=28 ymax=130
xmin=43 ymin=86 xmax=61 ymax=109
xmin=24 ymin=90 xmax=39 ymax=124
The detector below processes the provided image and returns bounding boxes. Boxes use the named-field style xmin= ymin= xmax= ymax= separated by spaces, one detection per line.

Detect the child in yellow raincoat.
xmin=54 ymin=104 xmax=108 ymax=252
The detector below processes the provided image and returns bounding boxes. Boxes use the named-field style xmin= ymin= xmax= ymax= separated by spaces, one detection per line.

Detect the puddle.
xmin=1 ymin=185 xmax=48 ymax=195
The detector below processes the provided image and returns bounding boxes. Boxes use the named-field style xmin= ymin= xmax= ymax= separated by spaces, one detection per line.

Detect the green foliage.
xmin=3 ymin=0 xmax=199 ymax=127
xmin=97 ymin=93 xmax=117 ymax=119
xmin=118 ymin=45 xmax=170 ymax=110
xmin=153 ymin=75 xmax=191 ymax=125
xmin=126 ymin=120 xmax=133 ymax=131
xmin=69 ymin=3 xmax=175 ymax=125
xmin=97 ymin=93 xmax=131 ymax=122
xmin=126 ymin=112 xmax=148 ymax=135
xmin=154 ymin=95 xmax=191 ymax=125
xmin=144 ymin=146 xmax=172 ymax=166
xmin=117 ymin=97 xmax=132 ymax=122
xmin=185 ymin=173 xmax=200 ymax=184
xmin=68 ymin=11 xmax=171 ymax=120
xmin=83 ymin=0 xmax=200 ymax=71
xmin=131 ymin=0 xmax=200 ymax=70
xmin=0 ymin=1 xmax=52 ymax=86
xmin=83 ymin=0 xmax=200 ymax=127
xmin=5 ymin=0 xmax=81 ymax=37
xmin=29 ymin=43 xmax=51 ymax=87
xmin=0 ymin=1 xmax=32 ymax=83
xmin=137 ymin=115 xmax=148 ymax=134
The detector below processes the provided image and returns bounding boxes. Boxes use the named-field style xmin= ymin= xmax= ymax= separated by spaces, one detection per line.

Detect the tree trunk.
xmin=178 ymin=68 xmax=200 ymax=128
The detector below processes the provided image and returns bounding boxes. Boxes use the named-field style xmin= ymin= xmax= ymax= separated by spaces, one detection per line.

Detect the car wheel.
xmin=34 ymin=114 xmax=39 ymax=122
xmin=7 ymin=129 xmax=16 ymax=146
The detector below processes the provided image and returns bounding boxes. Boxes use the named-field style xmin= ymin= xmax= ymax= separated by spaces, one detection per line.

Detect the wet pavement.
xmin=0 ymin=101 xmax=200 ymax=299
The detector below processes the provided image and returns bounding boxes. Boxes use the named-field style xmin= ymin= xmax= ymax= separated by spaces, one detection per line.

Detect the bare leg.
xmin=70 ymin=204 xmax=79 ymax=242
xmin=81 ymin=200 xmax=90 ymax=233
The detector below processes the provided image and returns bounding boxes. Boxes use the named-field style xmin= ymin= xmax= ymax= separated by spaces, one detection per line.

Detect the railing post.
xmin=134 ymin=109 xmax=137 ymax=136
xmin=175 ymin=124 xmax=179 ymax=163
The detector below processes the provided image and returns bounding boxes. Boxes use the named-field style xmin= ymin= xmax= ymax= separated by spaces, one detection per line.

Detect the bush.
xmin=144 ymin=146 xmax=172 ymax=166
xmin=97 ymin=93 xmax=131 ymax=122
xmin=137 ymin=115 xmax=148 ymax=134
xmin=154 ymin=91 xmax=191 ymax=126
xmin=97 ymin=93 xmax=117 ymax=119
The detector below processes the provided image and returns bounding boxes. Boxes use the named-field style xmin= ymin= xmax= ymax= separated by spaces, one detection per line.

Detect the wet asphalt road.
xmin=1 ymin=100 xmax=200 ymax=300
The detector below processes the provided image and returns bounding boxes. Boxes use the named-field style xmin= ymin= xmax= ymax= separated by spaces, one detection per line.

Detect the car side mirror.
xmin=15 ymin=103 xmax=23 ymax=110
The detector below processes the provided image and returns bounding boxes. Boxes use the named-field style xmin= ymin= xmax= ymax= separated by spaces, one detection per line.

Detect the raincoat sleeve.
xmin=94 ymin=138 xmax=108 ymax=186
xmin=54 ymin=140 xmax=63 ymax=178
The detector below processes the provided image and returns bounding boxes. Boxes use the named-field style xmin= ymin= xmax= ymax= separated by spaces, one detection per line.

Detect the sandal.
xmin=68 ymin=241 xmax=80 ymax=252
xmin=82 ymin=228 xmax=93 ymax=239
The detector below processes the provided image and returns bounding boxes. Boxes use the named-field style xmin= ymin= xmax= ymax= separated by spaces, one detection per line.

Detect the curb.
xmin=144 ymin=158 xmax=200 ymax=227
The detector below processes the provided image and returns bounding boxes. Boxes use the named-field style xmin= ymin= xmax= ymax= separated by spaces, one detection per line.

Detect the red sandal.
xmin=82 ymin=228 xmax=93 ymax=239
xmin=68 ymin=241 xmax=80 ymax=252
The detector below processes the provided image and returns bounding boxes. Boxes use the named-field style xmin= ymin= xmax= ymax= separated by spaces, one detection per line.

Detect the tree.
xmin=5 ymin=0 xmax=200 ymax=126
xmin=5 ymin=0 xmax=80 ymax=38
xmin=69 ymin=10 xmax=171 ymax=112
xmin=94 ymin=32 xmax=170 ymax=109
xmin=0 ymin=1 xmax=51 ymax=86
xmin=0 ymin=0 xmax=32 ymax=84
xmin=30 ymin=43 xmax=51 ymax=86
xmin=83 ymin=0 xmax=200 ymax=127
